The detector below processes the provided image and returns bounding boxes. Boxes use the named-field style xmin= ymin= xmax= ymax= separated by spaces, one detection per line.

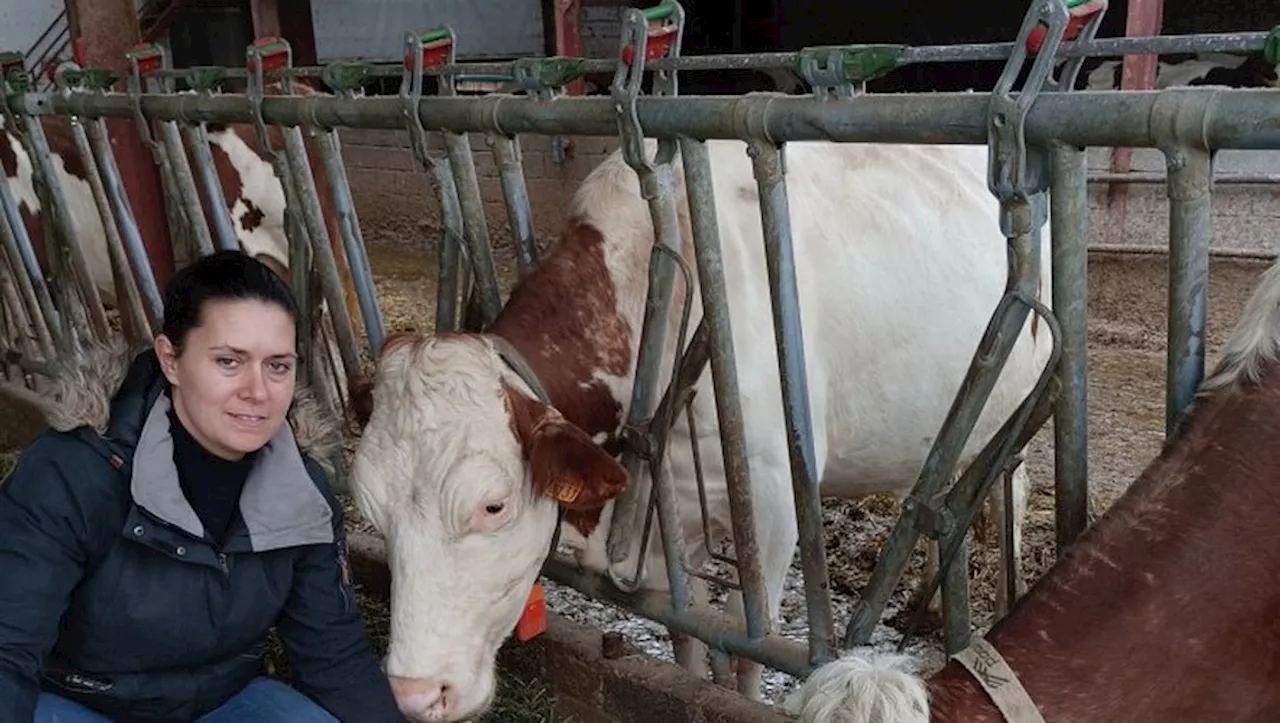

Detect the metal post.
xmin=182 ymin=66 xmax=240 ymax=253
xmin=1151 ymin=90 xmax=1215 ymax=434
xmin=745 ymin=138 xmax=834 ymax=666
xmin=485 ymin=133 xmax=539 ymax=274
xmin=0 ymin=149 xmax=62 ymax=356
xmin=1049 ymin=142 xmax=1090 ymax=550
xmin=677 ymin=138 xmax=772 ymax=646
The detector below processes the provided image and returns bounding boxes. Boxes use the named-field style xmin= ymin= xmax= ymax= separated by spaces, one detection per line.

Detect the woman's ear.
xmin=154 ymin=335 xmax=181 ymax=386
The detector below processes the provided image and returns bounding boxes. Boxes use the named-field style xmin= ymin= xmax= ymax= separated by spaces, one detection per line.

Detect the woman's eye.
xmin=217 ymin=357 xmax=239 ymax=369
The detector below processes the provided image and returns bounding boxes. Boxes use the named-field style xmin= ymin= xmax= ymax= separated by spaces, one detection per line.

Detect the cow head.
xmin=348 ymin=331 xmax=628 ymax=722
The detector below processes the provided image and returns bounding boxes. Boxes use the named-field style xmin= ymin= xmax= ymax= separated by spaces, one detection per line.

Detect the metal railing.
xmin=3 ymin=0 xmax=1279 ymax=688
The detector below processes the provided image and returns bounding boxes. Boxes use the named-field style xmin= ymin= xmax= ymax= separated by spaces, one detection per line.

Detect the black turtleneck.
xmin=167 ymin=404 xmax=256 ymax=547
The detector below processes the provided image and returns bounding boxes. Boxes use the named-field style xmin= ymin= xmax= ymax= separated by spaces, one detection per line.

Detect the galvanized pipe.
xmin=144 ymin=30 xmax=1277 ymax=81
xmin=485 ymin=133 xmax=539 ymax=274
xmin=0 ymin=238 xmax=39 ymax=365
xmin=314 ymin=128 xmax=386 ymax=352
xmin=159 ymin=120 xmax=214 ymax=256
xmin=1150 ymin=89 xmax=1216 ymax=435
xmin=542 ymin=554 xmax=811 ymax=678
xmin=430 ymin=163 xmax=467 ymax=333
xmin=1089 ymin=243 xmax=1273 ymax=260
xmin=17 ymin=114 xmax=111 ymax=340
xmin=442 ymin=131 xmax=504 ymax=324
xmin=182 ymin=122 xmax=241 ymax=252
xmin=28 ymin=88 xmax=1280 ymax=150
xmin=1163 ymin=148 xmax=1213 ymax=435
xmin=1050 ymin=143 xmax=1090 ymax=550
xmin=1090 ymin=170 xmax=1280 ymax=185
xmin=67 ymin=115 xmax=150 ymax=342
xmin=745 ymin=139 xmax=834 ymax=665
xmin=83 ymin=118 xmax=164 ymax=327
xmin=280 ymin=127 xmax=363 ymax=378
xmin=677 ymin=137 xmax=771 ymax=643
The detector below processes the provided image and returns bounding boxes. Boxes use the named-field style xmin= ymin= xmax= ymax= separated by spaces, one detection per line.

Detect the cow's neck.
xmin=927 ymin=369 xmax=1280 ymax=722
xmin=488 ymin=217 xmax=652 ymax=454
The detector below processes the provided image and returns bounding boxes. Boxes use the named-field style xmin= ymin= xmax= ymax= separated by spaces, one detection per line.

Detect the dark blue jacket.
xmin=0 ymin=349 xmax=403 ymax=722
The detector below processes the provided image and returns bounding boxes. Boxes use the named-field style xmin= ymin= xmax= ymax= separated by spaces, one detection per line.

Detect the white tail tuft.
xmin=780 ymin=649 xmax=930 ymax=723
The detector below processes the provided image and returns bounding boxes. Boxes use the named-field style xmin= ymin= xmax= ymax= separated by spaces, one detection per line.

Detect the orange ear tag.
xmin=515 ymin=582 xmax=547 ymax=641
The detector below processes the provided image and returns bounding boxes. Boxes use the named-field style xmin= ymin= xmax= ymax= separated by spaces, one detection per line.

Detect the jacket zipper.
xmin=218 ymin=552 xmax=229 ymax=576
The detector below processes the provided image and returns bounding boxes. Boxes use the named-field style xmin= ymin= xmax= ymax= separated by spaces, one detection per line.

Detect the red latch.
xmin=1026 ymin=0 xmax=1107 ymax=55
xmin=620 ymin=24 xmax=678 ymax=66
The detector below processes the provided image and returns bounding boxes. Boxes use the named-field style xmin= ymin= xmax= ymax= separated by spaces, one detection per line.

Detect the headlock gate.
xmin=2 ymin=0 xmax=1279 ymax=692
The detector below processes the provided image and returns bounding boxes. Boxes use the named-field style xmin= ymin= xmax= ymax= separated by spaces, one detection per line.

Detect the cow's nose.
xmin=389 ymin=675 xmax=456 ymax=721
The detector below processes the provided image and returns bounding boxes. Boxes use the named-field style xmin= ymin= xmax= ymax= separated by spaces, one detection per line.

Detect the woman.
xmin=0 ymin=251 xmax=403 ymax=722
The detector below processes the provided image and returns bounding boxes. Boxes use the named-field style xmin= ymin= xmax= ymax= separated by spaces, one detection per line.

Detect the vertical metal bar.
xmin=183 ymin=122 xmax=240 ymax=252
xmin=431 ymin=161 xmax=466 ymax=333
xmin=0 ymin=177 xmax=59 ymax=358
xmin=1164 ymin=145 xmax=1212 ymax=434
xmin=18 ymin=114 xmax=111 ymax=340
xmin=941 ymin=535 xmax=970 ymax=653
xmin=314 ymin=128 xmax=385 ymax=352
xmin=485 ymin=133 xmax=539 ymax=274
xmin=160 ymin=120 xmax=214 ymax=256
xmin=67 ymin=114 xmax=150 ymax=342
xmin=84 ymin=117 xmax=163 ymax=327
xmin=745 ymin=139 xmax=833 ymax=664
xmin=1050 ymin=142 xmax=1090 ymax=550
xmin=0 ymin=230 xmax=44 ymax=364
xmin=678 ymin=138 xmax=772 ymax=644
xmin=441 ymin=131 xmax=504 ymax=324
xmin=280 ymin=127 xmax=362 ymax=378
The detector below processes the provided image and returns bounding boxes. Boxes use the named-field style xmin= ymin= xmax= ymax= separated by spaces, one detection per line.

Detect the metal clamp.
xmin=987 ymin=0 xmax=1089 ymax=234
xmin=245 ymin=35 xmax=294 ymax=160
xmin=511 ymin=56 xmax=583 ymax=100
xmin=0 ymin=51 xmax=28 ymax=129
xmin=611 ymin=1 xmax=685 ymax=192
xmin=322 ymin=61 xmax=374 ymax=97
xmin=186 ymin=66 xmax=228 ymax=95
xmin=794 ymin=44 xmax=904 ymax=99
xmin=124 ymin=43 xmax=168 ymax=150
xmin=399 ymin=25 xmax=458 ymax=190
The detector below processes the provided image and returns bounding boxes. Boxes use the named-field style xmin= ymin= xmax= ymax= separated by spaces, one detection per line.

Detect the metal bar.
xmin=142 ymin=30 xmax=1280 ymax=81
xmin=67 ymin=113 xmax=150 ymax=342
xmin=30 ymin=89 xmax=1280 ymax=150
xmin=83 ymin=117 xmax=164 ymax=327
xmin=314 ymin=128 xmax=385 ymax=352
xmin=17 ymin=114 xmax=111 ymax=340
xmin=677 ymin=137 xmax=771 ymax=644
xmin=280 ymin=126 xmax=363 ymax=377
xmin=1050 ymin=143 xmax=1090 ymax=550
xmin=542 ymin=555 xmax=812 ymax=678
xmin=745 ymin=139 xmax=833 ymax=665
xmin=183 ymin=122 xmax=241 ymax=252
xmin=485 ymin=133 xmax=539 ymax=274
xmin=1089 ymin=243 xmax=1274 ymax=260
xmin=1164 ymin=145 xmax=1213 ymax=435
xmin=441 ymin=131 xmax=503 ymax=324
xmin=159 ymin=120 xmax=214 ymax=256
xmin=1090 ymin=171 xmax=1280 ymax=184
xmin=431 ymin=164 xmax=466 ymax=333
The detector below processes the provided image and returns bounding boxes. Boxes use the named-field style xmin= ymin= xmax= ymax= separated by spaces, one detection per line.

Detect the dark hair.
xmin=161 ymin=250 xmax=299 ymax=351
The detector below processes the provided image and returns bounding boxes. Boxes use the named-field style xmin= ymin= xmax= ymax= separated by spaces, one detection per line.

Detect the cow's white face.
xmin=349 ymin=333 xmax=627 ymax=722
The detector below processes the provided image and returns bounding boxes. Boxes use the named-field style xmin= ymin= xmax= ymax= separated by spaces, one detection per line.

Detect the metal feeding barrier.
xmin=2 ymin=0 xmax=1280 ymax=686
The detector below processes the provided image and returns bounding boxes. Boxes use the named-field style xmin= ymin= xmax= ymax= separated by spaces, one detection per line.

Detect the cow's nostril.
xmin=390 ymin=676 xmax=456 ymax=720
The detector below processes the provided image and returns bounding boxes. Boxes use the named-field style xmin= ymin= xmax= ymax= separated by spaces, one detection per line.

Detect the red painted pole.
xmin=64 ymin=0 xmax=174 ymax=291
xmin=1105 ymin=0 xmax=1165 ymax=243
xmin=554 ymin=0 xmax=585 ymax=96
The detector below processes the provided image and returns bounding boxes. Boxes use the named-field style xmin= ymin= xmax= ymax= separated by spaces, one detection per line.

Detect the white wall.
xmin=0 ymin=0 xmax=63 ymax=58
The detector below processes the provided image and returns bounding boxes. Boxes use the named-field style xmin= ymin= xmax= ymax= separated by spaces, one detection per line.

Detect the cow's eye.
xmin=484 ymin=502 xmax=505 ymax=516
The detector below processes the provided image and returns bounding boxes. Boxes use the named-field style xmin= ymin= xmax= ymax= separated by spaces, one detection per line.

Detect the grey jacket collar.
xmin=130 ymin=393 xmax=334 ymax=551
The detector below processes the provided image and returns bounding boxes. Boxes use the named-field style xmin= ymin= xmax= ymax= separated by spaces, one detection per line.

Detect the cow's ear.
xmin=503 ymin=385 xmax=628 ymax=509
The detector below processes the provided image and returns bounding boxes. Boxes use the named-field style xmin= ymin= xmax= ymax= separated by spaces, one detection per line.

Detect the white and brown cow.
xmin=0 ymin=84 xmax=365 ymax=340
xmin=346 ymin=138 xmax=1055 ymax=722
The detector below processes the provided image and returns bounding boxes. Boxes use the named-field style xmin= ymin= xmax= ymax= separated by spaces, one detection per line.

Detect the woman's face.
xmin=155 ymin=297 xmax=297 ymax=461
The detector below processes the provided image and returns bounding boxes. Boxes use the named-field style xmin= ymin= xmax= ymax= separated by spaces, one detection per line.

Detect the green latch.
xmin=795 ymin=44 xmax=905 ymax=89
xmin=512 ymin=56 xmax=584 ymax=91
xmin=417 ymin=27 xmax=452 ymax=45
xmin=4 ymin=67 xmax=31 ymax=93
xmin=186 ymin=66 xmax=226 ymax=92
xmin=59 ymin=68 xmax=120 ymax=91
xmin=1265 ymin=25 xmax=1280 ymax=66
xmin=322 ymin=61 xmax=374 ymax=93
xmin=641 ymin=2 xmax=676 ymax=21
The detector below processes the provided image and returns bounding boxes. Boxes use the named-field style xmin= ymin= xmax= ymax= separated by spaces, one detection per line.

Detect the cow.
xmin=1076 ymin=51 xmax=1278 ymax=91
xmin=345 ymin=138 xmax=1056 ymax=722
xmin=0 ymin=83 xmax=366 ymax=368
xmin=780 ymin=255 xmax=1280 ymax=723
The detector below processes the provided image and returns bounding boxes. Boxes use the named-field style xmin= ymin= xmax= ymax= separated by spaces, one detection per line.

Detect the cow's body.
xmin=348 ymin=139 xmax=1054 ymax=722
xmin=0 ymin=93 xmax=363 ymax=342
xmin=1077 ymin=52 xmax=1278 ymax=91
xmin=784 ymin=258 xmax=1280 ymax=723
